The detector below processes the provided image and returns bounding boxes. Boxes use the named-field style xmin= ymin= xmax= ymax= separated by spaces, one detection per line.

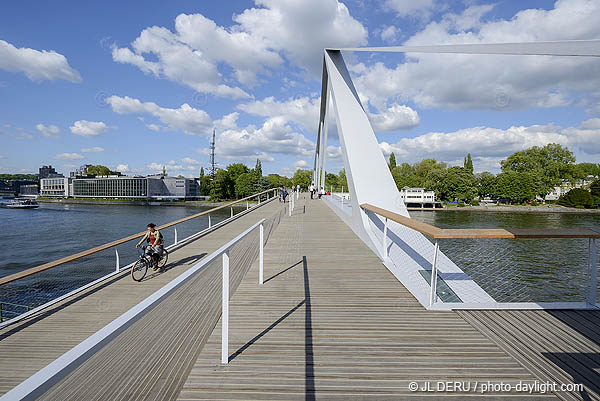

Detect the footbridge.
xmin=1 ymin=40 xmax=600 ymax=400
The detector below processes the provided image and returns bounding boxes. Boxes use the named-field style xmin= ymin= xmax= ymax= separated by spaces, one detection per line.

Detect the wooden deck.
xmin=0 ymin=200 xmax=283 ymax=397
xmin=2 ymin=196 xmax=599 ymax=400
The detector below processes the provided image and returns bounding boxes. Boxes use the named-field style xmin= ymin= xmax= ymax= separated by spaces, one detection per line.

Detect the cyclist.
xmin=136 ymin=223 xmax=163 ymax=270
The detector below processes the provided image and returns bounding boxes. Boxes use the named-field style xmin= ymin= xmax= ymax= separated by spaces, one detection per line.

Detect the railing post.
xmin=267 ymin=193 xmax=269 ymax=200
xmin=222 ymin=250 xmax=230 ymax=364
xmin=382 ymin=217 xmax=388 ymax=259
xmin=588 ymin=238 xmax=597 ymax=306
xmin=174 ymin=227 xmax=178 ymax=245
xmin=246 ymin=201 xmax=249 ymax=210
xmin=259 ymin=223 xmax=264 ymax=285
xmin=288 ymin=197 xmax=292 ymax=216
xmin=115 ymin=249 xmax=120 ymax=272
xmin=208 ymin=214 xmax=212 ymax=228
xmin=429 ymin=241 xmax=439 ymax=306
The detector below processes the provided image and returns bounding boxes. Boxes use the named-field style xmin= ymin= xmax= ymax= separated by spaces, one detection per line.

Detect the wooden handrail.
xmin=360 ymin=203 xmax=600 ymax=239
xmin=0 ymin=189 xmax=277 ymax=286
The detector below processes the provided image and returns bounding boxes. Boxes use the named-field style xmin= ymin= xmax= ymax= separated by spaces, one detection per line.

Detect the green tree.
xmin=325 ymin=173 xmax=339 ymax=190
xmin=590 ymin=179 xmax=600 ymax=197
xmin=501 ymin=144 xmax=576 ymax=197
xmin=292 ymin=169 xmax=312 ymax=189
xmin=254 ymin=159 xmax=262 ymax=178
xmin=255 ymin=175 xmax=272 ymax=196
xmin=557 ymin=188 xmax=593 ymax=208
xmin=476 ymin=172 xmax=497 ymax=198
xmin=226 ymin=163 xmax=249 ymax=198
xmin=495 ymin=171 xmax=535 ymax=204
xmin=209 ymin=169 xmax=231 ymax=200
xmin=338 ymin=169 xmax=348 ymax=190
xmin=422 ymin=168 xmax=447 ymax=195
xmin=439 ymin=166 xmax=477 ymax=202
xmin=388 ymin=153 xmax=397 ymax=170
xmin=235 ymin=172 xmax=257 ymax=198
xmin=86 ymin=165 xmax=121 ymax=176
xmin=463 ymin=153 xmax=473 ymax=174
xmin=391 ymin=163 xmax=418 ymax=189
xmin=267 ymin=174 xmax=292 ymax=188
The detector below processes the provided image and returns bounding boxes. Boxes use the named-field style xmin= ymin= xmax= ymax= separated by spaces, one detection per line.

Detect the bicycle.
xmin=131 ymin=245 xmax=169 ymax=282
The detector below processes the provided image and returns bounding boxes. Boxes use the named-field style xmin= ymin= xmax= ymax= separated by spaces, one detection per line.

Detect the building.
xmin=399 ymin=187 xmax=443 ymax=209
xmin=39 ymin=165 xmax=62 ymax=179
xmin=19 ymin=184 xmax=39 ymax=197
xmin=544 ymin=176 xmax=596 ymax=201
xmin=40 ymin=177 xmax=71 ymax=197
xmin=70 ymin=164 xmax=93 ymax=178
xmin=69 ymin=176 xmax=199 ymax=199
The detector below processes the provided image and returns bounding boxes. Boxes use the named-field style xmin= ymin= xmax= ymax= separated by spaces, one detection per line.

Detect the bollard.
xmin=230 ymin=207 xmax=233 ymax=218
xmin=174 ymin=227 xmax=178 ymax=245
xmin=115 ymin=249 xmax=120 ymax=272
xmin=259 ymin=224 xmax=264 ymax=284
xmin=208 ymin=214 xmax=212 ymax=228
xmin=222 ymin=251 xmax=230 ymax=364
xmin=246 ymin=201 xmax=249 ymax=210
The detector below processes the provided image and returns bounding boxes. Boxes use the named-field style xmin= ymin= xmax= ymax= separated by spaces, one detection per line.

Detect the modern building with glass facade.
xmin=40 ymin=177 xmax=71 ymax=197
xmin=68 ymin=176 xmax=199 ymax=199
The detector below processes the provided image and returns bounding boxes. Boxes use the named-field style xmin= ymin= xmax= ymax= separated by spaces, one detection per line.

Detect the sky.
xmin=1 ymin=0 xmax=599 ymax=178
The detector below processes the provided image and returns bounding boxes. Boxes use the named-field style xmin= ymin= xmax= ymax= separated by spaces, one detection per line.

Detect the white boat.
xmin=3 ymin=199 xmax=39 ymax=209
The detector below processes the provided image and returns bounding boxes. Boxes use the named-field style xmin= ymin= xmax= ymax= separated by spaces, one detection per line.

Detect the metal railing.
xmin=0 ymin=301 xmax=32 ymax=322
xmin=0 ymin=188 xmax=279 ymax=327
xmin=361 ymin=203 xmax=600 ymax=310
xmin=1 ymin=213 xmax=283 ymax=400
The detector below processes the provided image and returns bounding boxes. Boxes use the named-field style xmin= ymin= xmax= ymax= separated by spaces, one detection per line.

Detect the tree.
xmin=439 ymin=166 xmax=477 ymax=202
xmin=292 ymin=169 xmax=312 ymax=189
xmin=391 ymin=163 xmax=418 ymax=189
xmin=388 ymin=153 xmax=396 ymax=170
xmin=557 ymin=188 xmax=593 ymax=208
xmin=254 ymin=159 xmax=262 ymax=178
xmin=234 ymin=172 xmax=257 ymax=198
xmin=338 ymin=169 xmax=348 ymax=190
xmin=476 ymin=172 xmax=497 ymax=198
xmin=325 ymin=173 xmax=339 ymax=190
xmin=255 ymin=175 xmax=272 ymax=196
xmin=267 ymin=174 xmax=292 ymax=188
xmin=501 ymin=144 xmax=576 ymax=197
xmin=464 ymin=153 xmax=473 ymax=174
xmin=209 ymin=169 xmax=231 ymax=200
xmin=226 ymin=163 xmax=249 ymax=198
xmin=590 ymin=179 xmax=600 ymax=197
xmin=495 ymin=171 xmax=535 ymax=204
xmin=86 ymin=165 xmax=121 ymax=176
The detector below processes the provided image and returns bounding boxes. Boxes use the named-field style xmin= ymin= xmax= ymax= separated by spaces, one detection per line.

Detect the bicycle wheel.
xmin=158 ymin=249 xmax=169 ymax=268
xmin=131 ymin=258 xmax=148 ymax=282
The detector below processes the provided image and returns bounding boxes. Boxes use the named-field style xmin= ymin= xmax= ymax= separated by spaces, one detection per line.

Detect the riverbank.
xmin=442 ymin=205 xmax=600 ymax=213
xmin=36 ymin=198 xmax=252 ymax=208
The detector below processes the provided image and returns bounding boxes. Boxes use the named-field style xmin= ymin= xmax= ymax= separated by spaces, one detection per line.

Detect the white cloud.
xmin=55 ymin=153 xmax=84 ymax=160
xmin=368 ymin=103 xmax=420 ymax=131
xmin=182 ymin=157 xmax=200 ymax=165
xmin=293 ymin=160 xmax=309 ymax=168
xmin=384 ymin=0 xmax=438 ymax=20
xmin=379 ymin=118 xmax=600 ymax=171
xmin=146 ymin=124 xmax=162 ymax=132
xmin=0 ymin=39 xmax=82 ymax=82
xmin=147 ymin=162 xmax=184 ymax=172
xmin=35 ymin=123 xmax=60 ymax=137
xmin=70 ymin=120 xmax=109 ymax=137
xmin=112 ymin=0 xmax=367 ymax=97
xmin=380 ymin=26 xmax=400 ymax=43
xmin=81 ymin=147 xmax=104 ymax=153
xmin=116 ymin=164 xmax=129 ymax=172
xmin=198 ymin=115 xmax=314 ymax=162
xmin=353 ymin=0 xmax=600 ymax=111
xmin=237 ymin=95 xmax=320 ymax=132
xmin=106 ymin=95 xmax=212 ymax=136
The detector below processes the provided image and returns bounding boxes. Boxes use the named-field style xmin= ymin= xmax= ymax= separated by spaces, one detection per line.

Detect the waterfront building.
xmin=70 ymin=164 xmax=93 ymax=178
xmin=38 ymin=165 xmax=62 ymax=179
xmin=40 ymin=177 xmax=71 ymax=197
xmin=544 ymin=176 xmax=596 ymax=201
xmin=399 ymin=187 xmax=443 ymax=209
xmin=69 ymin=175 xmax=200 ymax=199
xmin=19 ymin=184 xmax=39 ymax=197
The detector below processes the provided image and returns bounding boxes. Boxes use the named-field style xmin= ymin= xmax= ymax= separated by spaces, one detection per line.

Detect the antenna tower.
xmin=209 ymin=129 xmax=216 ymax=179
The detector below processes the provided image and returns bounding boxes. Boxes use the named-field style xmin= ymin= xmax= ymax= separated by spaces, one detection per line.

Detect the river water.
xmin=0 ymin=202 xmax=240 ymax=317
xmin=1 ymin=204 xmax=599 ymax=318
xmin=410 ymin=210 xmax=600 ymax=303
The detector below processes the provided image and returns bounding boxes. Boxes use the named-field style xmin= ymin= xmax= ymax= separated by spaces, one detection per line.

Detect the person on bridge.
xmin=136 ymin=223 xmax=163 ymax=270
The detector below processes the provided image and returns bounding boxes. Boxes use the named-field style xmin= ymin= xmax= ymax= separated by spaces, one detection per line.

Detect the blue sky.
xmin=1 ymin=0 xmax=599 ymax=177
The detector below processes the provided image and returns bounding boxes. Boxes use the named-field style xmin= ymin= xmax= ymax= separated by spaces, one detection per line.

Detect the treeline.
xmin=388 ymin=144 xmax=600 ymax=208
xmin=199 ymin=159 xmax=349 ymax=201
